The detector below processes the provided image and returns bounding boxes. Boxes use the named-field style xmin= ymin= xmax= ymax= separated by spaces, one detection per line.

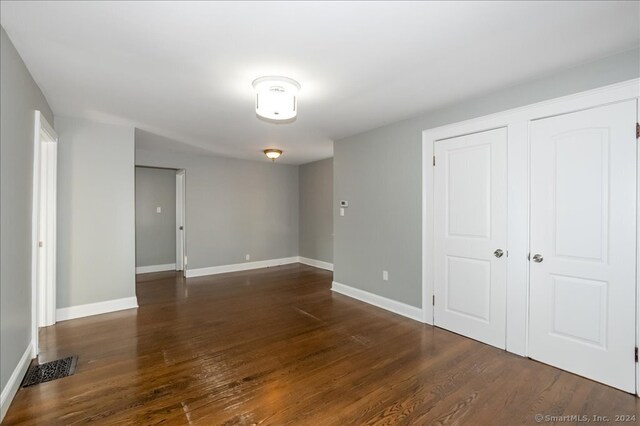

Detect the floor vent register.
xmin=21 ymin=356 xmax=78 ymax=387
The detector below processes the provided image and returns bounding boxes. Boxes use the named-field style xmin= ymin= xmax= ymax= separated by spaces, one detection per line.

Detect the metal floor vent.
xmin=21 ymin=356 xmax=78 ymax=387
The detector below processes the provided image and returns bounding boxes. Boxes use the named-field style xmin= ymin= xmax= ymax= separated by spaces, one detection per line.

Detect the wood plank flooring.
xmin=4 ymin=264 xmax=639 ymax=425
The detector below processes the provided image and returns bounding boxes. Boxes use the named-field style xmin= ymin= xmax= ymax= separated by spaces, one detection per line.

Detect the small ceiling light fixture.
xmin=264 ymin=149 xmax=283 ymax=162
xmin=252 ymin=76 xmax=301 ymax=121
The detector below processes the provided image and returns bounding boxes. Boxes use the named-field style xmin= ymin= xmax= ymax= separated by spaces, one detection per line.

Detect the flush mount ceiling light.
xmin=252 ymin=76 xmax=300 ymax=121
xmin=264 ymin=149 xmax=283 ymax=162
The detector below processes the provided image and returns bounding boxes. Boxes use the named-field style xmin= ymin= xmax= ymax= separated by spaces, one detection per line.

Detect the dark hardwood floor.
xmin=4 ymin=264 xmax=639 ymax=425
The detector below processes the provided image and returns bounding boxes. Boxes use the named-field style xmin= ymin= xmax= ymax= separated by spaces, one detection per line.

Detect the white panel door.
xmin=433 ymin=127 xmax=508 ymax=349
xmin=529 ymin=101 xmax=637 ymax=393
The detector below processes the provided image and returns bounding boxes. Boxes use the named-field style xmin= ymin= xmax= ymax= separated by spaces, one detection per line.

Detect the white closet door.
xmin=433 ymin=127 xmax=508 ymax=349
xmin=529 ymin=100 xmax=637 ymax=393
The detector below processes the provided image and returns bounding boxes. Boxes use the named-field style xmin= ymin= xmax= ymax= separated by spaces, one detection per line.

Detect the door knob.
xmin=532 ymin=254 xmax=543 ymax=263
xmin=493 ymin=249 xmax=504 ymax=258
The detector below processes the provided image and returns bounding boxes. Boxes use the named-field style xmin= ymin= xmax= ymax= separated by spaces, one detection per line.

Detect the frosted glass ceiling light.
xmin=252 ymin=76 xmax=300 ymax=121
xmin=264 ymin=149 xmax=283 ymax=161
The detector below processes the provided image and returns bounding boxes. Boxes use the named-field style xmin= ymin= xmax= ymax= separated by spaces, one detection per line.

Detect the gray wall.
xmin=135 ymin=167 xmax=176 ymax=268
xmin=135 ymin=131 xmax=299 ymax=270
xmin=56 ymin=117 xmax=136 ymax=308
xmin=299 ymin=158 xmax=333 ymax=263
xmin=0 ymin=27 xmax=54 ymax=395
xmin=334 ymin=48 xmax=640 ymax=308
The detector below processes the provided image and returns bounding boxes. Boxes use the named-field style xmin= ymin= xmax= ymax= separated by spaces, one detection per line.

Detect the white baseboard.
xmin=56 ymin=296 xmax=139 ymax=322
xmin=331 ymin=281 xmax=424 ymax=323
xmin=185 ymin=257 xmax=299 ymax=278
xmin=1 ymin=342 xmax=33 ymax=422
xmin=136 ymin=263 xmax=176 ymax=274
xmin=298 ymin=256 xmax=333 ymax=271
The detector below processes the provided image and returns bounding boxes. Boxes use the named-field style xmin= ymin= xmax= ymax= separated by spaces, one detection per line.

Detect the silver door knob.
xmin=494 ymin=249 xmax=504 ymax=258
xmin=532 ymin=254 xmax=543 ymax=263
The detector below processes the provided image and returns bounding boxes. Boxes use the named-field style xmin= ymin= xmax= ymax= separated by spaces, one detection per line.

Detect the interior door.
xmin=433 ymin=127 xmax=508 ymax=349
xmin=37 ymin=140 xmax=57 ymax=327
xmin=529 ymin=100 xmax=637 ymax=393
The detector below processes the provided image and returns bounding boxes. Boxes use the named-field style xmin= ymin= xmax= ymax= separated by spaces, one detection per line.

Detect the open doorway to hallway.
xmin=135 ymin=166 xmax=186 ymax=275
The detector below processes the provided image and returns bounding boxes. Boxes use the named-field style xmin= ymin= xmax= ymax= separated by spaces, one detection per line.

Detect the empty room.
xmin=1 ymin=1 xmax=639 ymax=424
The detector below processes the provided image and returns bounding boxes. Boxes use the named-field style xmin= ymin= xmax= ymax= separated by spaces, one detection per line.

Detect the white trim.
xmin=30 ymin=112 xmax=41 ymax=355
xmin=0 ymin=343 xmax=33 ymax=422
xmin=39 ymin=112 xmax=56 ymax=141
xmin=331 ymin=281 xmax=424 ymax=323
xmin=636 ymin=97 xmax=639 ymax=396
xmin=298 ymin=256 xmax=333 ymax=271
xmin=136 ymin=263 xmax=176 ymax=274
xmin=185 ymin=257 xmax=299 ymax=278
xmin=56 ymin=297 xmax=138 ymax=322
xmin=421 ymin=127 xmax=434 ymax=326
xmin=422 ymin=78 xmax=639 ymax=358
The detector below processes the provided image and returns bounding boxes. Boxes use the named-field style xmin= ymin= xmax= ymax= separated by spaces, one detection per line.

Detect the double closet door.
xmin=432 ymin=100 xmax=637 ymax=392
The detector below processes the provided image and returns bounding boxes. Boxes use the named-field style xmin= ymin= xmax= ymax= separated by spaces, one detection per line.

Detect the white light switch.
xmin=383 ymin=270 xmax=389 ymax=281
xmin=340 ymin=207 xmax=345 ymax=217
xmin=156 ymin=207 xmax=162 ymax=213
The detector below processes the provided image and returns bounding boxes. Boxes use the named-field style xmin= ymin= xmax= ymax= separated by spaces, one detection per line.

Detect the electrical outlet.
xmin=245 ymin=254 xmax=250 ymax=261
xmin=382 ymin=270 xmax=389 ymax=281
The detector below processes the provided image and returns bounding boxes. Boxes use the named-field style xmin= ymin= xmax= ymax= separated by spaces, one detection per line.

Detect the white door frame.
xmin=636 ymin=97 xmax=640 ymax=394
xmin=175 ymin=169 xmax=186 ymax=276
xmin=422 ymin=79 xmax=639 ymax=364
xmin=31 ymin=111 xmax=58 ymax=356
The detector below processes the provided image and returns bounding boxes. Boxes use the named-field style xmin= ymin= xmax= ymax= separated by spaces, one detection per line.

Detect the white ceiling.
xmin=2 ymin=1 xmax=638 ymax=164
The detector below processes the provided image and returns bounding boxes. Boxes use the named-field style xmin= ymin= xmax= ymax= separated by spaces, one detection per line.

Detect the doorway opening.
xmin=175 ymin=170 xmax=186 ymax=276
xmin=134 ymin=166 xmax=186 ymax=276
xmin=31 ymin=111 xmax=58 ymax=356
